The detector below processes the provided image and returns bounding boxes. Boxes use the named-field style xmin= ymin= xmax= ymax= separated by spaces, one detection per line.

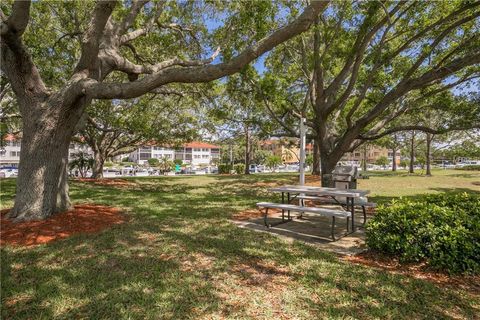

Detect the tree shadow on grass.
xmin=2 ymin=176 xmax=479 ymax=319
xmin=156 ymin=222 xmax=479 ymax=319
xmin=1 ymin=222 xmax=222 ymax=319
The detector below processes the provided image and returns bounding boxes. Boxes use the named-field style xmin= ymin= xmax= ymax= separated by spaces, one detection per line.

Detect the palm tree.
xmin=159 ymin=157 xmax=174 ymax=174
xmin=69 ymin=152 xmax=94 ymax=178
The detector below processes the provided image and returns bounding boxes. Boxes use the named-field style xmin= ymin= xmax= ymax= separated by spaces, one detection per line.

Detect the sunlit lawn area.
xmin=358 ymin=168 xmax=480 ymax=203
xmin=1 ymin=169 xmax=479 ymax=319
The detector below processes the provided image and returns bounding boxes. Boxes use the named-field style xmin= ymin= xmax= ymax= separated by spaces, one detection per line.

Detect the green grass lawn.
xmin=1 ymin=170 xmax=479 ymax=319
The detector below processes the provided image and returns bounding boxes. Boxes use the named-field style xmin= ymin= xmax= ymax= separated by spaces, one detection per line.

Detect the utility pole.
xmin=230 ymin=143 xmax=233 ymax=173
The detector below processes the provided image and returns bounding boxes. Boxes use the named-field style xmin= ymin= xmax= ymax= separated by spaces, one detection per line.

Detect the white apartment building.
xmin=129 ymin=146 xmax=176 ymax=164
xmin=1 ymin=135 xmax=93 ymax=167
xmin=129 ymin=142 xmax=221 ymax=166
xmin=0 ymin=136 xmax=21 ymax=167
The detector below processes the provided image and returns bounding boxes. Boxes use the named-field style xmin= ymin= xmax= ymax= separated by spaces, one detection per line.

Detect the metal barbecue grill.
xmin=332 ymin=166 xmax=359 ymax=189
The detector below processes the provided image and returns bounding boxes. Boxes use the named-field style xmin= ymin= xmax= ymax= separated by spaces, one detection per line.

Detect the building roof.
xmin=183 ymin=141 xmax=221 ymax=149
xmin=2 ymin=133 xmax=21 ymax=142
xmin=144 ymin=141 xmax=221 ymax=149
xmin=259 ymin=139 xmax=278 ymax=146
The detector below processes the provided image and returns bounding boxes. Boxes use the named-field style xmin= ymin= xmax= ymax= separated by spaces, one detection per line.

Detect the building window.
xmin=9 ymin=141 xmax=21 ymax=147
xmin=194 ymin=155 xmax=201 ymax=159
xmin=139 ymin=152 xmax=151 ymax=160
xmin=202 ymin=155 xmax=209 ymax=159
xmin=354 ymin=152 xmax=361 ymax=157
xmin=193 ymin=148 xmax=201 ymax=152
xmin=10 ymin=151 xmax=21 ymax=157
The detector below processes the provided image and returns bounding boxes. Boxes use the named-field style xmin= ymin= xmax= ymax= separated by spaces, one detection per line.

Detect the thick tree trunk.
xmin=426 ymin=133 xmax=433 ymax=176
xmin=244 ymin=126 xmax=250 ymax=175
xmin=92 ymin=151 xmax=105 ymax=179
xmin=409 ymin=130 xmax=415 ymax=174
xmin=392 ymin=146 xmax=397 ymax=172
xmin=7 ymin=114 xmax=76 ymax=221
xmin=320 ymin=153 xmax=337 ymax=187
xmin=315 ymin=126 xmax=343 ymax=187
xmin=318 ymin=136 xmax=340 ymax=187
xmin=312 ymin=141 xmax=321 ymax=175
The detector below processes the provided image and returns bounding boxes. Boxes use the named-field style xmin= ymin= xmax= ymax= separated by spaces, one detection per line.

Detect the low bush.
xmin=234 ymin=163 xmax=245 ymax=174
xmin=366 ymin=193 xmax=480 ymax=274
xmin=218 ymin=164 xmax=233 ymax=174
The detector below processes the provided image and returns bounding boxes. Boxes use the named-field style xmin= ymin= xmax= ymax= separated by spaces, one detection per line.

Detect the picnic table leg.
xmin=263 ymin=208 xmax=270 ymax=227
xmin=281 ymin=192 xmax=285 ymax=222
xmin=350 ymin=197 xmax=355 ymax=231
xmin=331 ymin=216 xmax=336 ymax=241
xmin=287 ymin=192 xmax=291 ymax=220
xmin=362 ymin=206 xmax=367 ymax=225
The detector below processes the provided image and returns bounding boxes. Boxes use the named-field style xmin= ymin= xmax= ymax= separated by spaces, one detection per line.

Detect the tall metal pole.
xmin=230 ymin=144 xmax=233 ymax=173
xmin=299 ymin=117 xmax=306 ymax=186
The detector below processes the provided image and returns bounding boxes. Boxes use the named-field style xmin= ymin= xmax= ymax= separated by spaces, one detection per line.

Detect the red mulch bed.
xmin=0 ymin=204 xmax=126 ymax=247
xmin=75 ymin=178 xmax=137 ymax=187
xmin=343 ymin=251 xmax=480 ymax=293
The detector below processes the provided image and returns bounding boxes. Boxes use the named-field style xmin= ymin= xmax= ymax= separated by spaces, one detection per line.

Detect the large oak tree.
xmin=1 ymin=0 xmax=328 ymax=220
xmin=255 ymin=1 xmax=480 ymax=186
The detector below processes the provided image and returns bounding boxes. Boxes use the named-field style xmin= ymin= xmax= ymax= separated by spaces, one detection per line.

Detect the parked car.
xmin=135 ymin=169 xmax=149 ymax=177
xmin=0 ymin=168 xmax=18 ymax=177
xmin=102 ymin=168 xmax=120 ymax=177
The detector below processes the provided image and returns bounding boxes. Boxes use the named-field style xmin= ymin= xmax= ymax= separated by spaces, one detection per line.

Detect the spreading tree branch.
xmin=86 ymin=1 xmax=330 ymax=99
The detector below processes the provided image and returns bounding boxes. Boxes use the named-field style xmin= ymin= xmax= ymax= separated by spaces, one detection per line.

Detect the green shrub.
xmin=234 ymin=163 xmax=245 ymax=174
xmin=218 ymin=164 xmax=232 ymax=174
xmin=455 ymin=165 xmax=480 ymax=171
xmin=147 ymin=158 xmax=159 ymax=167
xmin=366 ymin=193 xmax=480 ymax=274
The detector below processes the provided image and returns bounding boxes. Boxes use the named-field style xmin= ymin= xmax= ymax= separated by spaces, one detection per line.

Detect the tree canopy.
xmin=252 ymin=0 xmax=480 ymax=184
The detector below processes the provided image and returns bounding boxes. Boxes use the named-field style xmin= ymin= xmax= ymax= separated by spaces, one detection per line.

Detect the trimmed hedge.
xmin=366 ymin=193 xmax=480 ymax=274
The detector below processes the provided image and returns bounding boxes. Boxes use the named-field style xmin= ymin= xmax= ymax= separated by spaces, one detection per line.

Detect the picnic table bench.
xmin=293 ymin=195 xmax=376 ymax=224
xmin=256 ymin=202 xmax=351 ymax=240
xmin=257 ymin=185 xmax=371 ymax=241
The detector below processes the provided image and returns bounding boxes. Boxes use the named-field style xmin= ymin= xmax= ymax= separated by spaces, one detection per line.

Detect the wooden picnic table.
xmin=267 ymin=185 xmax=370 ymax=231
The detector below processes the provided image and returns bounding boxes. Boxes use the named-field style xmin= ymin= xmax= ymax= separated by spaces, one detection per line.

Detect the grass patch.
xmin=1 ymin=170 xmax=479 ymax=319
